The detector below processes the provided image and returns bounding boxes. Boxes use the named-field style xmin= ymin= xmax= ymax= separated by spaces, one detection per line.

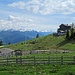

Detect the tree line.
xmin=0 ymin=40 xmax=11 ymax=46
xmin=66 ymin=23 xmax=75 ymax=40
xmin=0 ymin=40 xmax=3 ymax=46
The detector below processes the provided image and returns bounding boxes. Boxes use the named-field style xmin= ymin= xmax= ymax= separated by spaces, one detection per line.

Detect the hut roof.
xmin=0 ymin=48 xmax=14 ymax=54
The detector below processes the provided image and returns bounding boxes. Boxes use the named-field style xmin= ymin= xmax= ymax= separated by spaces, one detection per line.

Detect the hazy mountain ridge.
xmin=0 ymin=30 xmax=52 ymax=44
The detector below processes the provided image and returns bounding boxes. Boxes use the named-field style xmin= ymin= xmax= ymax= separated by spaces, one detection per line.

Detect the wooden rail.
xmin=0 ymin=56 xmax=75 ymax=65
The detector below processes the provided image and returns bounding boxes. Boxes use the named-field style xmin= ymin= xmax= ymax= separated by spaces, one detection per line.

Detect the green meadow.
xmin=1 ymin=34 xmax=75 ymax=75
xmin=5 ymin=34 xmax=75 ymax=51
xmin=0 ymin=64 xmax=75 ymax=75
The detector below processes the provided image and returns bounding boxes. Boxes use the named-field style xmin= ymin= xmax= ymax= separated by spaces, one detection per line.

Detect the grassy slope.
xmin=5 ymin=34 xmax=75 ymax=51
xmin=0 ymin=64 xmax=75 ymax=75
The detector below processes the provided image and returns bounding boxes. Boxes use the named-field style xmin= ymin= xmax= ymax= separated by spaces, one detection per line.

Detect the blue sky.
xmin=0 ymin=0 xmax=75 ymax=32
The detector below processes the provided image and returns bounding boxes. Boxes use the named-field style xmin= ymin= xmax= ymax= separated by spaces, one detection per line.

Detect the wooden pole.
xmin=7 ymin=57 xmax=8 ymax=65
xmin=73 ymin=56 xmax=75 ymax=64
xmin=34 ymin=56 xmax=36 ymax=65
xmin=61 ymin=56 xmax=63 ymax=65
xmin=48 ymin=56 xmax=50 ymax=64
xmin=20 ymin=56 xmax=22 ymax=65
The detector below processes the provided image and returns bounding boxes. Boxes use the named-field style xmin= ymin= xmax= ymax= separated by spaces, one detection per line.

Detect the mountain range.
xmin=0 ymin=30 xmax=52 ymax=44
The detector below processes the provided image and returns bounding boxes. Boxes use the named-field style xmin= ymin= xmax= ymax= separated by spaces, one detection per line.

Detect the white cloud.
xmin=0 ymin=20 xmax=11 ymax=25
xmin=8 ymin=1 xmax=26 ymax=9
xmin=8 ymin=15 xmax=23 ymax=21
xmin=8 ymin=0 xmax=75 ymax=15
xmin=58 ymin=0 xmax=75 ymax=14
xmin=8 ymin=15 xmax=33 ymax=22
xmin=0 ymin=20 xmax=12 ymax=31
xmin=0 ymin=15 xmax=58 ymax=32
xmin=0 ymin=15 xmax=34 ymax=31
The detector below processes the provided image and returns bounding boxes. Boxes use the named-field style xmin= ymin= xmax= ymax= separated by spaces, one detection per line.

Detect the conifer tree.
xmin=36 ymin=33 xmax=39 ymax=38
xmin=70 ymin=23 xmax=74 ymax=38
xmin=0 ymin=40 xmax=3 ymax=46
xmin=66 ymin=29 xmax=69 ymax=40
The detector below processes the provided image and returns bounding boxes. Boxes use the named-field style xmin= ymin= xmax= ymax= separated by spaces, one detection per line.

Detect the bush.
xmin=29 ymin=40 xmax=37 ymax=44
xmin=50 ymin=69 xmax=57 ymax=73
xmin=63 ymin=71 xmax=75 ymax=75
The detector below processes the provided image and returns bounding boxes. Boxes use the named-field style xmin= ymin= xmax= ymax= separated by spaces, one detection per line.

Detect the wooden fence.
xmin=0 ymin=56 xmax=75 ymax=65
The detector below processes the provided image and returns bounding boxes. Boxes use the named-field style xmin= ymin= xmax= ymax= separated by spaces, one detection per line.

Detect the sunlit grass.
xmin=0 ymin=64 xmax=75 ymax=75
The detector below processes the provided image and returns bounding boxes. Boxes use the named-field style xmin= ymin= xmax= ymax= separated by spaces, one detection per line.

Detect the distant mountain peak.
xmin=0 ymin=30 xmax=52 ymax=45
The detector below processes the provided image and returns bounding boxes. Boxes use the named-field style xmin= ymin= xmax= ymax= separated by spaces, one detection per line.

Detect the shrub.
xmin=50 ymin=69 xmax=57 ymax=73
xmin=63 ymin=71 xmax=75 ymax=75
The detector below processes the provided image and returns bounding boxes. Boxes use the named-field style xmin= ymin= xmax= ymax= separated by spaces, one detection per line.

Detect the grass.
xmin=0 ymin=64 xmax=75 ymax=75
xmin=3 ymin=35 xmax=64 ymax=50
xmin=4 ymin=34 xmax=75 ymax=51
xmin=1 ymin=34 xmax=75 ymax=75
xmin=25 ymin=52 xmax=75 ymax=57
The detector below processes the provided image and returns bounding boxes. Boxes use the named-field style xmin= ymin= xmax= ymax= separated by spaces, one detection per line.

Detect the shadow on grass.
xmin=57 ymin=38 xmax=75 ymax=48
xmin=57 ymin=39 xmax=70 ymax=48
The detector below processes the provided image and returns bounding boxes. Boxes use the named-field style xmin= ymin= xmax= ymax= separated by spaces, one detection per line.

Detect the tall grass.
xmin=4 ymin=34 xmax=75 ymax=51
xmin=0 ymin=64 xmax=75 ymax=75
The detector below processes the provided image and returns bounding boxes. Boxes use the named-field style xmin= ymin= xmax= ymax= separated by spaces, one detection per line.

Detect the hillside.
xmin=4 ymin=34 xmax=75 ymax=51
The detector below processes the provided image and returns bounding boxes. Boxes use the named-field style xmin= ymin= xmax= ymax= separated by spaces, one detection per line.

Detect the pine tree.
xmin=36 ymin=33 xmax=39 ymax=38
xmin=70 ymin=23 xmax=74 ymax=38
xmin=0 ymin=40 xmax=3 ymax=46
xmin=8 ymin=42 xmax=11 ymax=45
xmin=66 ymin=29 xmax=69 ymax=40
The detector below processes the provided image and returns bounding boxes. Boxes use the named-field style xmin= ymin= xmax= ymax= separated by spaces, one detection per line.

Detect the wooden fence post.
xmin=61 ymin=56 xmax=63 ymax=65
xmin=48 ymin=56 xmax=50 ymax=64
xmin=16 ymin=57 xmax=18 ymax=64
xmin=34 ymin=56 xmax=36 ymax=65
xmin=73 ymin=56 xmax=75 ymax=64
xmin=7 ymin=57 xmax=8 ymax=65
xmin=11 ymin=51 xmax=13 ymax=57
xmin=20 ymin=56 xmax=22 ymax=65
